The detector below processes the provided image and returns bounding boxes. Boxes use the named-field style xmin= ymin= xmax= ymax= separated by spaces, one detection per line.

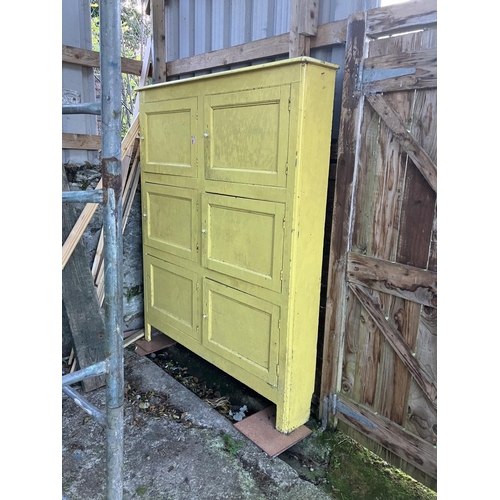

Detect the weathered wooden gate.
xmin=320 ymin=0 xmax=437 ymax=488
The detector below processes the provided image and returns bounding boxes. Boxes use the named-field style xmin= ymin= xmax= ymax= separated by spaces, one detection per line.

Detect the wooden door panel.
xmin=202 ymin=193 xmax=285 ymax=292
xmin=202 ymin=278 xmax=279 ymax=386
xmin=142 ymin=97 xmax=198 ymax=177
xmin=144 ymin=255 xmax=200 ymax=341
xmin=204 ymin=86 xmax=290 ymax=187
xmin=142 ymin=183 xmax=198 ymax=262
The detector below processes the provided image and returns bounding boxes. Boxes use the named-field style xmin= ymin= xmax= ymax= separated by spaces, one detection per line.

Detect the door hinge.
xmin=282 ymin=217 xmax=286 ymax=229
xmin=276 ymin=364 xmax=280 ymax=378
xmin=280 ymin=270 xmax=283 ymax=281
xmin=323 ymin=393 xmax=376 ymax=430
xmin=285 ymin=162 xmax=288 ymax=175
xmin=196 ymin=281 xmax=199 ymax=291
xmin=288 ymin=97 xmax=291 ymax=111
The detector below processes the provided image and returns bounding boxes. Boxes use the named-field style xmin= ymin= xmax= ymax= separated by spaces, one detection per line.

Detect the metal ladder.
xmin=62 ymin=1 xmax=124 ymax=498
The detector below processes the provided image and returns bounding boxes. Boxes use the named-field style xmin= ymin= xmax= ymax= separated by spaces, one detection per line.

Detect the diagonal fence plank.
xmin=366 ymin=94 xmax=437 ymax=192
xmin=349 ymin=283 xmax=437 ymax=410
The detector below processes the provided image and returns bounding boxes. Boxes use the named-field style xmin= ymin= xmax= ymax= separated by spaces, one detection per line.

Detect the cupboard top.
xmin=138 ymin=56 xmax=339 ymax=94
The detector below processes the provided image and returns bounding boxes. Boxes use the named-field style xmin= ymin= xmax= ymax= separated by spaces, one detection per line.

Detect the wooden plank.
xmin=348 ymin=86 xmax=396 ymax=415
xmin=411 ymin=87 xmax=437 ymax=166
xmin=62 ymin=45 xmax=143 ymax=76
xmin=151 ymin=0 xmax=166 ymax=82
xmin=363 ymin=48 xmax=437 ymax=94
xmin=167 ymin=33 xmax=290 ymax=75
xmin=122 ymin=145 xmax=141 ymax=229
xmin=62 ymin=195 xmax=100 ymax=271
xmin=133 ymin=37 xmax=152 ymax=117
xmin=347 ymin=253 xmax=437 ymax=308
xmin=311 ymin=19 xmax=347 ymax=48
xmin=62 ymin=166 xmax=106 ymax=392
xmin=393 ymin=78 xmax=437 ymax=445
xmin=396 ymin=162 xmax=436 ymax=270
xmin=363 ymin=72 xmax=436 ymax=94
xmin=339 ymin=287 xmax=361 ymax=400
xmin=352 ymin=296 xmax=381 ymax=409
xmin=335 ymin=395 xmax=437 ymax=479
xmin=373 ymin=293 xmax=406 ymax=423
xmin=297 ymin=0 xmax=319 ymax=36
xmin=289 ymin=0 xmax=310 ymax=57
xmin=320 ymin=11 xmax=367 ymax=417
xmin=123 ymin=329 xmax=145 ymax=348
xmin=364 ymin=49 xmax=437 ymax=73
xmin=404 ymin=305 xmax=437 ymax=443
xmin=350 ymin=101 xmax=383 ymax=258
xmin=365 ymin=0 xmax=437 ymax=38
xmin=62 ymin=133 xmax=101 ymax=151
xmin=428 ymin=208 xmax=437 ymax=272
xmin=369 ymin=28 xmax=437 ymax=59
xmin=349 ymin=283 xmax=437 ymax=410
xmin=366 ymin=94 xmax=436 ymax=193
xmin=366 ymin=83 xmax=416 ymax=431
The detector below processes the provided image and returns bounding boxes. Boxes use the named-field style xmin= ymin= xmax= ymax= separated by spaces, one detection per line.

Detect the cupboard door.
xmin=202 ymin=278 xmax=279 ymax=386
xmin=142 ymin=183 xmax=198 ymax=262
xmin=142 ymin=97 xmax=198 ymax=177
xmin=204 ymin=86 xmax=290 ymax=187
xmin=202 ymin=193 xmax=285 ymax=292
xmin=144 ymin=255 xmax=200 ymax=341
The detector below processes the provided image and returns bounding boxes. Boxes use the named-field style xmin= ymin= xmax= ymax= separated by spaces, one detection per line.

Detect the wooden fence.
xmin=319 ymin=0 xmax=437 ymax=489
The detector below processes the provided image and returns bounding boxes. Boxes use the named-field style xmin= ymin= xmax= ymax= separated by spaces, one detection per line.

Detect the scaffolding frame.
xmin=62 ymin=1 xmax=124 ymax=498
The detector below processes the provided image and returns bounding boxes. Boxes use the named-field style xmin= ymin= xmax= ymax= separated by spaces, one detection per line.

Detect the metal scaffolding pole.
xmin=62 ymin=0 xmax=124 ymax=498
xmin=100 ymin=0 xmax=124 ymax=498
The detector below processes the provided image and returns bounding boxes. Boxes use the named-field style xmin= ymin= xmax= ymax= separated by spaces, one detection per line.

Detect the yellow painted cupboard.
xmin=138 ymin=57 xmax=337 ymax=433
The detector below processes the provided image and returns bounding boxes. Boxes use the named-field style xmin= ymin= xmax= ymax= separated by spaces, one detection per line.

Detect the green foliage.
xmin=90 ymin=0 xmax=151 ymax=137
xmin=135 ymin=486 xmax=148 ymax=496
xmin=222 ymin=434 xmax=245 ymax=456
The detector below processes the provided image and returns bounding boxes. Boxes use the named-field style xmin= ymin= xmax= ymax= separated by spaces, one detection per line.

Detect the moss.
xmin=284 ymin=427 xmax=437 ymax=500
xmin=136 ymin=486 xmax=148 ymax=496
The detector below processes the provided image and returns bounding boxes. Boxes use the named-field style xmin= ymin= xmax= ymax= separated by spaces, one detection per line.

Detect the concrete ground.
xmin=62 ymin=349 xmax=334 ymax=500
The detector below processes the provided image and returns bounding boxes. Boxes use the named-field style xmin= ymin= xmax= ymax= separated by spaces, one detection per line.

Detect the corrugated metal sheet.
xmin=165 ymin=0 xmax=380 ymax=136
xmin=166 ymin=0 xmax=379 ymax=62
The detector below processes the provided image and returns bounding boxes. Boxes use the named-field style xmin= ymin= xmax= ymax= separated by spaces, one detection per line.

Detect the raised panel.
xmin=142 ymin=183 xmax=198 ymax=262
xmin=203 ymin=278 xmax=279 ymax=385
xmin=142 ymin=97 xmax=198 ymax=177
xmin=145 ymin=255 xmax=199 ymax=341
xmin=202 ymin=193 xmax=284 ymax=292
xmin=204 ymin=86 xmax=290 ymax=187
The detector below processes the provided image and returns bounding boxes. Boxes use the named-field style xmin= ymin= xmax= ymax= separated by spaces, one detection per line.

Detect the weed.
xmin=222 ymin=434 xmax=244 ymax=455
xmin=136 ymin=486 xmax=147 ymax=496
